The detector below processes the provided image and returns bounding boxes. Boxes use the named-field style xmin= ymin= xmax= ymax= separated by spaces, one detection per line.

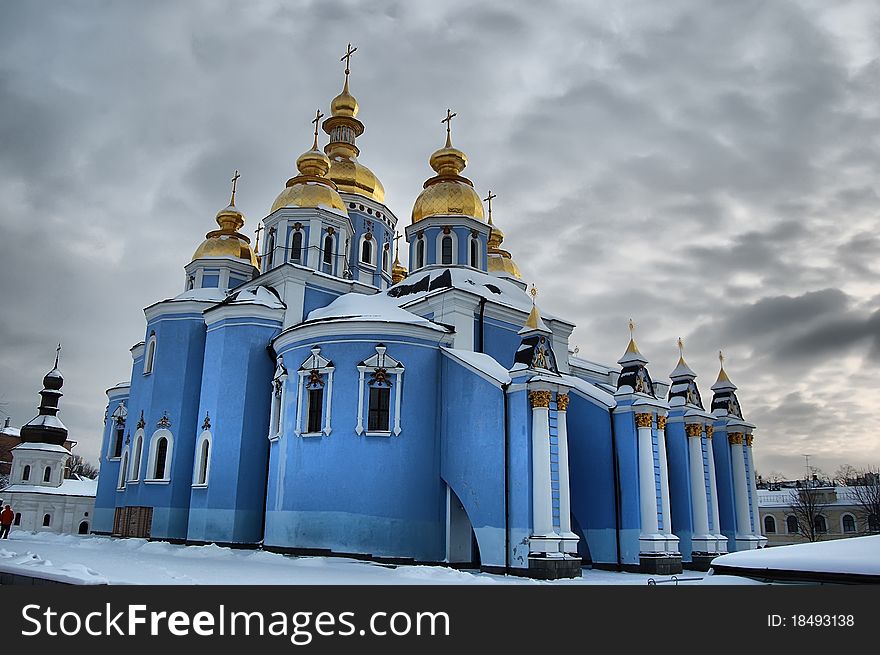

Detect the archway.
xmin=445 ymin=485 xmax=480 ymax=567
xmin=78 ymin=521 xmax=89 ymax=535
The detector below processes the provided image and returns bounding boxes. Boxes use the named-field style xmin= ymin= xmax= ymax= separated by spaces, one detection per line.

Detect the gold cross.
xmin=230 ymin=170 xmax=240 ymax=206
xmin=254 ymin=223 xmax=264 ymax=254
xmin=442 ymin=108 xmax=457 ymax=145
xmin=341 ymin=42 xmax=358 ymax=77
xmin=311 ymin=109 xmax=324 ymax=149
xmin=484 ymin=190 xmax=496 ymax=223
xmin=393 ymin=231 xmax=402 ymax=256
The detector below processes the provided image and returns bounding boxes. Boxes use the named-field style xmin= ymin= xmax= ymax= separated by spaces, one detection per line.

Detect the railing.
xmin=646 ymin=575 xmax=704 ymax=585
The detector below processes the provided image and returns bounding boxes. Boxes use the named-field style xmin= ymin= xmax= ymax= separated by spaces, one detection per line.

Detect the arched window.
xmin=842 ymin=514 xmax=856 ymax=533
xmin=13 ymin=513 xmax=21 ymax=526
xmin=130 ymin=431 xmax=144 ymax=482
xmin=356 ymin=345 xmax=404 ymax=436
xmin=295 ymin=347 xmax=334 ymax=437
xmin=322 ymin=234 xmax=334 ymax=274
xmin=22 ymin=465 xmax=30 ymax=482
xmin=118 ymin=451 xmax=128 ymax=489
xmin=869 ymin=514 xmax=880 ymax=532
xmin=78 ymin=521 xmax=89 ymax=535
xmin=144 ymin=332 xmax=157 ymax=375
xmin=441 ymin=235 xmax=453 ymax=265
xmin=266 ymin=229 xmax=276 ymax=268
xmin=763 ymin=515 xmax=776 ymax=534
xmin=289 ymin=230 xmax=304 ymax=264
xmin=814 ymin=515 xmax=827 ymax=533
xmin=469 ymin=236 xmax=479 ymax=268
xmin=153 ymin=437 xmax=169 ymax=480
xmin=361 ymin=238 xmax=373 ymax=265
xmin=193 ymin=432 xmax=211 ymax=486
xmin=43 ymin=466 xmax=52 ymax=483
xmin=382 ymin=245 xmax=389 ymax=272
xmin=368 ymin=386 xmax=391 ymax=432
xmin=42 ymin=514 xmax=51 ymax=527
xmin=416 ymin=239 xmax=425 ymax=269
xmin=112 ymin=426 xmax=125 ymax=459
xmin=786 ymin=515 xmax=799 ymax=534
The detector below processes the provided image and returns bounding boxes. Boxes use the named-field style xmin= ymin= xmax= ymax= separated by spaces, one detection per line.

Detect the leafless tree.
xmin=788 ymin=480 xmax=829 ymax=542
xmin=66 ymin=454 xmax=99 ymax=480
xmin=834 ymin=464 xmax=861 ymax=486
xmin=848 ymin=467 xmax=880 ymax=534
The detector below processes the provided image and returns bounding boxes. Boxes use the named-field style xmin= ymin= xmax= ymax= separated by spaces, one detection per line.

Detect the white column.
xmin=745 ymin=434 xmax=766 ymax=545
xmin=705 ymin=427 xmax=725 ymax=552
xmin=729 ymin=432 xmax=752 ymax=539
xmin=307 ymin=217 xmax=322 ymax=270
xmin=686 ymin=424 xmax=710 ymax=542
xmin=529 ymin=390 xmax=557 ymax=546
xmin=656 ymin=416 xmax=673 ymax=538
xmin=636 ymin=413 xmax=659 ymax=539
xmin=556 ymin=394 xmax=578 ymax=553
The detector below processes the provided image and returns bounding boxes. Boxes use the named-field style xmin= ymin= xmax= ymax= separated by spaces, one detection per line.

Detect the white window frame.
xmin=129 ymin=429 xmax=144 ymax=482
xmin=382 ymin=243 xmax=390 ymax=272
xmin=289 ymin=228 xmax=304 ymax=264
xmin=268 ymin=356 xmax=288 ymax=441
xmin=356 ymin=345 xmax=404 ymax=437
xmin=108 ymin=402 xmax=127 ymax=460
xmin=21 ymin=464 xmax=31 ymax=482
xmin=415 ymin=238 xmax=425 ymax=269
xmin=436 ymin=232 xmax=457 ymax=266
xmin=295 ymin=347 xmax=335 ymax=437
xmin=321 ymin=233 xmax=336 ymax=275
xmin=117 ymin=448 xmax=129 ymax=490
xmin=145 ymin=428 xmax=173 ymax=483
xmin=359 ymin=233 xmax=376 ymax=268
xmin=841 ymin=512 xmax=857 ymax=534
xmin=144 ymin=333 xmax=157 ymax=375
xmin=192 ymin=430 xmax=212 ymax=487
xmin=468 ymin=234 xmax=481 ymax=268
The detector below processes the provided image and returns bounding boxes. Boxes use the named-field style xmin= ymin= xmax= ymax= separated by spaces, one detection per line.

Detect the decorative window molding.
xmin=468 ymin=234 xmax=480 ymax=268
xmin=436 ymin=231 xmax=457 ymax=266
xmin=118 ymin=449 xmax=129 ymax=490
xmin=415 ymin=237 xmax=425 ymax=269
xmin=841 ymin=513 xmax=856 ymax=534
xmin=295 ymin=347 xmax=335 ymax=437
xmin=129 ymin=429 xmax=145 ymax=482
xmin=289 ymin=228 xmax=304 ymax=264
xmin=356 ymin=344 xmax=404 ymax=436
xmin=109 ymin=401 xmax=127 ymax=460
xmin=192 ymin=430 xmax=212 ymax=487
xmin=145 ymin=428 xmax=173 ymax=482
xmin=43 ymin=466 xmax=52 ymax=483
xmin=144 ymin=332 xmax=157 ymax=375
xmin=266 ymin=227 xmax=276 ymax=269
xmin=359 ymin=232 xmax=376 ymax=267
xmin=22 ymin=465 xmax=30 ymax=482
xmin=763 ymin=514 xmax=776 ymax=534
xmin=382 ymin=243 xmax=390 ymax=273
xmin=268 ymin=356 xmax=288 ymax=440
xmin=322 ymin=233 xmax=336 ymax=275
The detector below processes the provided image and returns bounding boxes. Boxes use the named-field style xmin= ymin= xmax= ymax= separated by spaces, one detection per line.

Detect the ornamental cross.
xmin=718 ymin=350 xmax=725 ymax=367
xmin=230 ymin=170 xmax=240 ymax=206
xmin=341 ymin=42 xmax=357 ymax=76
xmin=54 ymin=342 xmax=62 ymax=368
xmin=677 ymin=337 xmax=684 ymax=357
xmin=483 ymin=190 xmax=496 ymax=223
xmin=254 ymin=223 xmax=264 ymax=254
xmin=393 ymin=231 xmax=402 ymax=257
xmin=529 ymin=284 xmax=538 ymax=303
xmin=628 ymin=318 xmax=635 ymax=336
xmin=442 ymin=108 xmax=457 ymax=144
xmin=311 ymin=109 xmax=324 ymax=148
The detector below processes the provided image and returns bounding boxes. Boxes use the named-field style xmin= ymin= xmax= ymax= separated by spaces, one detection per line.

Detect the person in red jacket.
xmin=0 ymin=504 xmax=14 ymax=538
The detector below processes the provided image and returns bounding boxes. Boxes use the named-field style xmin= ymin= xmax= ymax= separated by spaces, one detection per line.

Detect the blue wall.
xmin=505 ymin=384 xmax=532 ymax=570
xmin=665 ymin=416 xmax=694 ymax=561
xmin=92 ymin=389 xmax=130 ymax=533
xmin=712 ymin=423 xmax=737 ymax=548
xmin=480 ymin=317 xmax=522 ymax=369
xmin=439 ymin=356 xmax=506 ymax=567
xmin=611 ymin=407 xmax=641 ymax=565
xmin=265 ymin=333 xmax=446 ymax=561
xmin=187 ymin=313 xmax=281 ymax=544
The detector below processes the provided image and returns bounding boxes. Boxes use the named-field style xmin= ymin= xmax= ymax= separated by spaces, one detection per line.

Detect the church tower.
xmin=664 ymin=340 xmax=727 ymax=569
xmin=406 ymin=110 xmax=491 ymax=274
xmin=710 ymin=353 xmax=764 ymax=551
xmin=611 ymin=324 xmax=681 ymax=573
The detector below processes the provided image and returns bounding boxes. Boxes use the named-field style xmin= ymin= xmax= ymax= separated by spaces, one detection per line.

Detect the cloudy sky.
xmin=1 ymin=0 xmax=878 ymax=478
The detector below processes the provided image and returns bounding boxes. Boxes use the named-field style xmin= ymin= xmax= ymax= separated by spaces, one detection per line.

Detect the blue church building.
xmin=93 ymin=56 xmax=766 ymax=578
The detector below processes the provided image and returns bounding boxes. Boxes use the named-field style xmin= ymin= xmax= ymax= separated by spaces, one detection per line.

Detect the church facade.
xmin=92 ymin=55 xmax=765 ymax=578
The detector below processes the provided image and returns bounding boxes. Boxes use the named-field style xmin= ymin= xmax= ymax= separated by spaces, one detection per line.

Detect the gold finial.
xmin=677 ymin=337 xmax=684 ymax=357
xmin=529 ymin=284 xmax=538 ymax=304
xmin=311 ymin=109 xmax=324 ymax=150
xmin=230 ymin=169 xmax=241 ymax=206
xmin=629 ymin=318 xmax=635 ymax=336
xmin=254 ymin=223 xmax=263 ymax=255
xmin=484 ymin=190 xmax=497 ymax=225
xmin=718 ymin=350 xmax=724 ymax=366
xmin=341 ymin=42 xmax=357 ymax=80
xmin=715 ymin=349 xmax=731 ymax=383
xmin=441 ymin=108 xmax=457 ymax=148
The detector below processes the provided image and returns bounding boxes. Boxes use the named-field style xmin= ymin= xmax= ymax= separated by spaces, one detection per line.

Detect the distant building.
xmin=0 ymin=353 xmax=96 ymax=535
xmin=758 ymin=485 xmax=879 ymax=546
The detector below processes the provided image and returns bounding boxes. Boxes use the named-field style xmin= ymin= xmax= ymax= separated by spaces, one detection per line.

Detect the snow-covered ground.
xmin=0 ymin=531 xmax=703 ymax=585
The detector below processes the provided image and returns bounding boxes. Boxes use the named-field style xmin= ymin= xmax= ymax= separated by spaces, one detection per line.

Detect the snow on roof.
xmin=2 ymin=477 xmax=97 ymax=497
xmin=441 ymin=348 xmax=511 ymax=386
xmin=306 ymin=291 xmax=447 ymax=331
xmin=391 ymin=267 xmax=562 ymax=322
xmin=710 ymin=535 xmax=880 ymax=576
xmin=557 ymin=374 xmax=617 ymax=408
xmin=22 ymin=414 xmax=67 ymax=431
xmin=11 ymin=442 xmax=70 ymax=454
xmin=758 ymin=486 xmax=870 ymax=508
xmin=0 ymin=427 xmax=21 ymax=438
xmin=169 ymin=287 xmax=229 ymax=303
xmin=569 ymin=355 xmax=616 ymax=376
xmin=221 ymin=285 xmax=285 ymax=309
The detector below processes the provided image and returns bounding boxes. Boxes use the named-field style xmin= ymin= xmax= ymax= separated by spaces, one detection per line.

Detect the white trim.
xmin=356 ymin=345 xmax=404 ymax=436
xmin=294 ymin=347 xmax=334 ymax=437
xmin=415 ymin=237 xmax=426 ymax=270
xmin=206 ymin=317 xmax=282 ymax=332
xmin=288 ymin=228 xmax=305 ymax=265
xmin=468 ymin=234 xmax=481 ymax=269
xmin=840 ymin=512 xmax=857 ymax=534
xmin=270 ymin=356 xmax=287 ymax=439
xmin=143 ymin=333 xmax=157 ymax=375
xmin=272 ymin=321 xmax=451 ymax=351
xmin=359 ymin=233 xmax=377 ymax=267
xmin=117 ymin=448 xmax=129 ymax=490
xmin=129 ymin=429 xmax=144 ymax=482
xmin=192 ymin=429 xmax=212 ymax=487
xmin=145 ymin=428 xmax=173 ymax=482
xmin=321 ymin=232 xmax=337 ymax=276
xmin=436 ymin=232 xmax=457 ymax=266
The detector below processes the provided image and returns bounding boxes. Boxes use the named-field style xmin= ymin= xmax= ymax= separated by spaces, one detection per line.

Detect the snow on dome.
xmin=306 ymin=291 xmax=447 ymax=330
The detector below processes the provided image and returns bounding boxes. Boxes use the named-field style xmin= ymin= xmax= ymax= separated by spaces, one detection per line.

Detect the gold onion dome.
xmin=391 ymin=252 xmax=407 ymax=285
xmin=484 ymin=192 xmax=522 ymax=279
xmin=322 ymin=66 xmax=385 ymax=202
xmin=271 ymin=118 xmax=348 ymax=214
xmin=412 ymin=122 xmax=485 ymax=223
xmin=192 ymin=173 xmax=258 ymax=266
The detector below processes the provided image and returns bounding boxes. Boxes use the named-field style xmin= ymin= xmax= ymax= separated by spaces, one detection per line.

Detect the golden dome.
xmin=330 ymin=78 xmax=359 ymax=118
xmin=412 ymin=130 xmax=485 ymax=223
xmin=192 ymin=203 xmax=258 ymax=266
xmin=488 ymin=250 xmax=521 ymax=279
xmin=327 ymin=157 xmax=386 ymax=202
xmin=271 ymin=137 xmax=348 ymax=214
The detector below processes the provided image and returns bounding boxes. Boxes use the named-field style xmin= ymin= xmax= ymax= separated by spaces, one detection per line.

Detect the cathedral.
xmin=93 ymin=50 xmax=766 ymax=578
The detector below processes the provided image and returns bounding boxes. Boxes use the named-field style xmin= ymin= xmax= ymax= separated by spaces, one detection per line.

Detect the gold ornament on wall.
xmin=529 ymin=390 xmax=552 ymax=408
xmin=706 ymin=425 xmax=714 ymax=439
xmin=634 ymin=413 xmax=653 ymax=428
xmin=728 ymin=432 xmax=744 ymax=445
xmin=656 ymin=416 xmax=668 ymax=430
xmin=685 ymin=423 xmax=704 ymax=438
xmin=557 ymin=394 xmax=570 ymax=412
